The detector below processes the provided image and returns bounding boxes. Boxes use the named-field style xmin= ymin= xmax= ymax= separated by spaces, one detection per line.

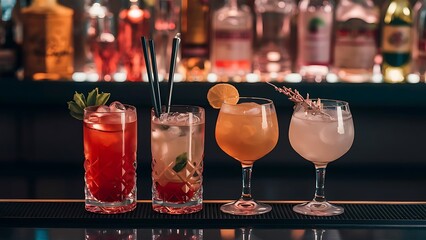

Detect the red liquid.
xmin=93 ymin=39 xmax=118 ymax=82
xmin=155 ymin=182 xmax=196 ymax=203
xmin=118 ymin=6 xmax=150 ymax=82
xmin=84 ymin=120 xmax=137 ymax=202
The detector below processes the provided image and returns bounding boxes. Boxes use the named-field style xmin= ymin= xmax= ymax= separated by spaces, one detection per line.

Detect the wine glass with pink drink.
xmin=267 ymin=82 xmax=354 ymax=216
xmin=289 ymin=99 xmax=354 ymax=216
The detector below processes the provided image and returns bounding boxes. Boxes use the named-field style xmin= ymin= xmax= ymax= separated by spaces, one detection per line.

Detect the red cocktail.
xmin=83 ymin=103 xmax=137 ymax=214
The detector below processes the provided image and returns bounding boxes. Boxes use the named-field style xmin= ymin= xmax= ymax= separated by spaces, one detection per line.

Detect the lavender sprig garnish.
xmin=266 ymin=82 xmax=331 ymax=117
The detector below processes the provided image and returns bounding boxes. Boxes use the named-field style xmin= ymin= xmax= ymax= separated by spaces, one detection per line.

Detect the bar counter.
xmin=0 ymin=199 xmax=426 ymax=239
xmin=1 ymin=80 xmax=426 ymax=239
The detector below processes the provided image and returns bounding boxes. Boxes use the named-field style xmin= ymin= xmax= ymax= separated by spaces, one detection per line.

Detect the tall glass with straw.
xmin=142 ymin=35 xmax=205 ymax=214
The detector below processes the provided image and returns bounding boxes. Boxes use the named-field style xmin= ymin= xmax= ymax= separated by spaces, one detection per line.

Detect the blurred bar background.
xmin=0 ymin=0 xmax=425 ymax=202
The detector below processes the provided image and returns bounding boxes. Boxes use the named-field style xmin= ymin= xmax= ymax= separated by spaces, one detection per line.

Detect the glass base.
xmin=293 ymin=201 xmax=344 ymax=216
xmin=220 ymin=199 xmax=272 ymax=216
xmin=85 ymin=200 xmax=136 ymax=214
xmin=152 ymin=201 xmax=202 ymax=214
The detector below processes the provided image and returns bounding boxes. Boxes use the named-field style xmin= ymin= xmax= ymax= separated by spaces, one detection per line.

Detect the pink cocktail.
xmin=151 ymin=106 xmax=205 ymax=214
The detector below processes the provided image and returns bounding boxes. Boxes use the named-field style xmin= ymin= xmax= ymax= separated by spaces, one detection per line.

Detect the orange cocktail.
xmin=215 ymin=97 xmax=279 ymax=215
xmin=215 ymin=102 xmax=279 ymax=166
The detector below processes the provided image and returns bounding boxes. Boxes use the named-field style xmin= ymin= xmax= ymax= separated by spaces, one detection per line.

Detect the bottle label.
xmin=382 ymin=25 xmax=411 ymax=53
xmin=213 ymin=29 xmax=252 ymax=70
xmin=334 ymin=19 xmax=377 ymax=69
xmin=299 ymin=11 xmax=332 ymax=65
xmin=23 ymin=13 xmax=74 ymax=79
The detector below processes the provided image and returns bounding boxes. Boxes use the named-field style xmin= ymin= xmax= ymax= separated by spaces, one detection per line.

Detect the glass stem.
xmin=313 ymin=166 xmax=327 ymax=202
xmin=313 ymin=229 xmax=325 ymax=240
xmin=241 ymin=228 xmax=252 ymax=240
xmin=240 ymin=165 xmax=253 ymax=201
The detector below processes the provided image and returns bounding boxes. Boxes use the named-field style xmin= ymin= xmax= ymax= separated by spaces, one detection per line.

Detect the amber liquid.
xmin=180 ymin=0 xmax=210 ymax=81
xmin=21 ymin=0 xmax=74 ymax=80
xmin=215 ymin=103 xmax=279 ymax=166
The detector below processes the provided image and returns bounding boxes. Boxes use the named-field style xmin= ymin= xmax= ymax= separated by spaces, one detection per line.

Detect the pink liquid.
xmin=289 ymin=111 xmax=354 ymax=166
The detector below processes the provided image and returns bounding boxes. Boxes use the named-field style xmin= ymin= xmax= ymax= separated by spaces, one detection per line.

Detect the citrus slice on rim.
xmin=207 ymin=83 xmax=239 ymax=109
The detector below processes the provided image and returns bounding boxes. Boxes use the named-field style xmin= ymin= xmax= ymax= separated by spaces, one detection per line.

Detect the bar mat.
xmin=0 ymin=201 xmax=425 ymax=228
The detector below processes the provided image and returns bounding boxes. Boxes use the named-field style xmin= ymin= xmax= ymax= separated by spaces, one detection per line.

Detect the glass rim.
xmin=84 ymin=104 xmax=136 ymax=114
xmin=295 ymin=98 xmax=349 ymax=107
xmin=221 ymin=96 xmax=274 ymax=106
xmin=151 ymin=105 xmax=205 ymax=113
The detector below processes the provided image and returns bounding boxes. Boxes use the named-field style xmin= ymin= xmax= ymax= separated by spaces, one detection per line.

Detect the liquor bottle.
xmin=93 ymin=14 xmax=118 ymax=82
xmin=381 ymin=0 xmax=413 ymax=83
xmin=0 ymin=0 xmax=19 ymax=78
xmin=21 ymin=0 xmax=74 ymax=80
xmin=333 ymin=0 xmax=379 ymax=83
xmin=118 ymin=0 xmax=150 ymax=82
xmin=211 ymin=0 xmax=253 ymax=82
xmin=180 ymin=0 xmax=210 ymax=82
xmin=297 ymin=0 xmax=334 ymax=82
xmin=413 ymin=0 xmax=426 ymax=81
xmin=72 ymin=0 xmax=109 ymax=82
xmin=153 ymin=0 xmax=181 ymax=80
xmin=254 ymin=0 xmax=296 ymax=82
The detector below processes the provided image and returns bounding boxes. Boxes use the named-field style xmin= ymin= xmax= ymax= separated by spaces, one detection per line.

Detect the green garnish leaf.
xmin=69 ymin=110 xmax=83 ymax=121
xmin=86 ymin=88 xmax=98 ymax=106
xmin=173 ymin=152 xmax=188 ymax=173
xmin=96 ymin=92 xmax=110 ymax=106
xmin=67 ymin=88 xmax=111 ymax=121
xmin=67 ymin=101 xmax=83 ymax=114
xmin=73 ymin=92 xmax=86 ymax=109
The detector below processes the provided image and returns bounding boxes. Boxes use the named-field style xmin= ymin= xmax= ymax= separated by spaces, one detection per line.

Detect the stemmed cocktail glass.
xmin=289 ymin=99 xmax=354 ymax=216
xmin=215 ymin=97 xmax=279 ymax=215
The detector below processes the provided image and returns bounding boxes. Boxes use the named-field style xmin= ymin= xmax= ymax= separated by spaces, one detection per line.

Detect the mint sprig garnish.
xmin=67 ymin=88 xmax=110 ymax=120
xmin=173 ymin=152 xmax=188 ymax=173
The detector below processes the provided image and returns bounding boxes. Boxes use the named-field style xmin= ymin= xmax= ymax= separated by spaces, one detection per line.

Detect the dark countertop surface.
xmin=1 ymin=227 xmax=426 ymax=240
xmin=0 ymin=200 xmax=426 ymax=239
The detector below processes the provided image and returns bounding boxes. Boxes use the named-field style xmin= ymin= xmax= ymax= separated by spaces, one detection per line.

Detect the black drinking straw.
xmin=141 ymin=36 xmax=160 ymax=117
xmin=166 ymin=33 xmax=181 ymax=113
xmin=148 ymin=40 xmax=162 ymax=114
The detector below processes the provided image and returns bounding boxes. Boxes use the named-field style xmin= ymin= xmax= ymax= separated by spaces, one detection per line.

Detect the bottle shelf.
xmin=1 ymin=77 xmax=425 ymax=108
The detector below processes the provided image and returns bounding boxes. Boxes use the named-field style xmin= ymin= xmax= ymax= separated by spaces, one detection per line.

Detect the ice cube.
xmin=110 ymin=101 xmax=126 ymax=112
xmin=96 ymin=105 xmax=110 ymax=112
xmin=189 ymin=115 xmax=201 ymax=125
xmin=176 ymin=113 xmax=189 ymax=122
xmin=240 ymin=102 xmax=262 ymax=115
xmin=87 ymin=114 xmax=100 ymax=123
xmin=319 ymin=122 xmax=341 ymax=145
xmin=159 ymin=112 xmax=201 ymax=125
xmin=240 ymin=124 xmax=258 ymax=139
xmin=178 ymin=113 xmax=201 ymax=125
xmin=151 ymin=129 xmax=162 ymax=140
xmin=167 ymin=126 xmax=182 ymax=138
xmin=126 ymin=107 xmax=137 ymax=122
xmin=224 ymin=102 xmax=262 ymax=115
